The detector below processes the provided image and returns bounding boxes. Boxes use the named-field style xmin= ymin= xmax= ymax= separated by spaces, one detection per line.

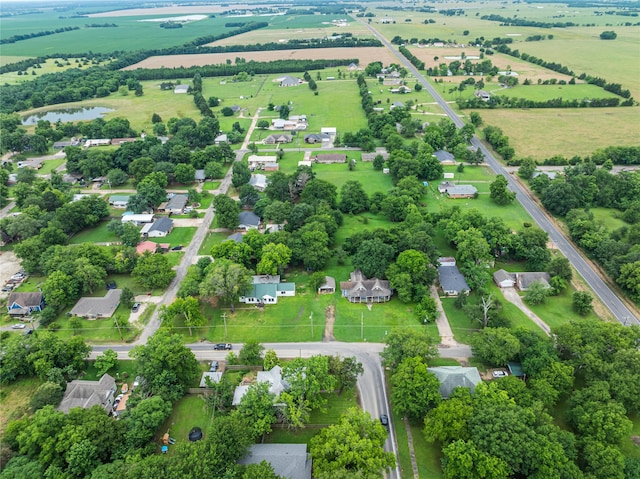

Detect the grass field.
xmin=151 ymin=227 xmax=197 ymax=248
xmin=0 ymin=14 xmax=237 ymax=56
xmin=492 ymin=83 xmax=622 ymax=101
xmin=474 ymin=107 xmax=640 ymax=160
xmin=68 ymin=221 xmax=119 ymax=244
xmin=202 ymin=181 xmax=221 ymax=191
xmin=589 ymin=207 xmax=627 ymax=233
xmin=313 ymin=161 xmax=395 ymax=197
xmin=526 ymin=286 xmax=600 ymax=331
xmin=38 ymin=158 xmax=66 ymax=174
xmin=198 ymin=231 xmax=229 ymax=255
xmin=83 ymin=359 xmax=137 ymax=382
xmin=156 ymin=394 xmax=211 ymax=454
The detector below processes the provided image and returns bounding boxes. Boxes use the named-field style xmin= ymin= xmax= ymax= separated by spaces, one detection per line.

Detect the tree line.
xmin=0 ymin=26 xmax=79 ymax=45
xmin=458 ymin=95 xmax=626 ymax=109
xmin=481 ymin=13 xmax=577 ymax=28
xmin=399 ymin=46 xmax=425 ymax=69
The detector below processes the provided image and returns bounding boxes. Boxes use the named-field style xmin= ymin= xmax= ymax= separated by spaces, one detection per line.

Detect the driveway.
xmin=500 ymin=287 xmax=551 ymax=335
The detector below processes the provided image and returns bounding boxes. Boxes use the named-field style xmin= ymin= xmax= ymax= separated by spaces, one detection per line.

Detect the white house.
xmin=248 ymin=155 xmax=278 ymax=169
xmin=140 ymin=217 xmax=174 ymax=238
xmin=174 ymin=84 xmax=189 ymax=94
xmin=249 ymin=174 xmax=268 ymax=192
xmin=109 ymin=195 xmax=130 ymax=208
xmin=239 ymin=275 xmax=295 ymax=305
xmin=121 ymin=214 xmax=154 ymax=226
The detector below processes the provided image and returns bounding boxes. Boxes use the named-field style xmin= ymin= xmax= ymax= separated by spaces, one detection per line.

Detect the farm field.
xmin=209 ymin=24 xmax=372 ymax=46
xmin=0 ymin=58 xmax=109 ymax=85
xmin=473 ymin=107 xmax=640 ymax=160
xmin=0 ymin=14 xmax=237 ymax=56
xmin=491 ymin=83 xmax=622 ymax=101
xmin=122 ymin=47 xmax=399 ymax=70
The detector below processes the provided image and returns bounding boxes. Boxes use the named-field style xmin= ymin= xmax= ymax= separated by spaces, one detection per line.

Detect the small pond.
xmin=22 ymin=106 xmax=114 ymax=125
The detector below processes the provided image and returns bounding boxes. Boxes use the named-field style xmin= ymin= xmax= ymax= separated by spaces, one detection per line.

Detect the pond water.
xmin=22 ymin=106 xmax=114 ymax=125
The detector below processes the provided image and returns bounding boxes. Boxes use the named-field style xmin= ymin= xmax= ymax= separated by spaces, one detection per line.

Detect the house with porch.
xmin=69 ymin=289 xmax=122 ymax=319
xmin=340 ymin=270 xmax=392 ymax=303
xmin=58 ymin=374 xmax=117 ymax=414
xmin=427 ymin=366 xmax=482 ymax=398
xmin=437 ymin=261 xmax=470 ymax=296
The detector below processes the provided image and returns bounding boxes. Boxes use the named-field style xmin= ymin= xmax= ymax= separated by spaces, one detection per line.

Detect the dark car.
xmin=213 ymin=343 xmax=232 ymax=351
xmin=106 ymin=282 xmax=117 ymax=290
xmin=209 ymin=360 xmax=219 ymax=372
xmin=171 ymin=245 xmax=183 ymax=251
xmin=379 ymin=414 xmax=389 ymax=427
xmin=131 ymin=302 xmax=141 ymax=313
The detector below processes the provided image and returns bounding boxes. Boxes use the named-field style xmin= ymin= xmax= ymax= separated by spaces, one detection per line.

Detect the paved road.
xmin=363 ymin=22 xmax=639 ymax=326
xmin=91 ymin=341 xmax=471 ymax=479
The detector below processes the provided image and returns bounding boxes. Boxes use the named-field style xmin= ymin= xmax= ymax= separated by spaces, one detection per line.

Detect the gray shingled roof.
xmin=58 ymin=374 xmax=116 ymax=413
xmin=165 ymin=194 xmax=188 ymax=211
xmin=149 ymin=217 xmax=173 ymax=234
xmin=427 ymin=366 xmax=482 ymax=398
xmin=433 ymin=150 xmax=455 ymax=162
xmin=445 ymin=185 xmax=478 ymax=196
xmin=239 ymin=211 xmax=260 ymax=227
xmin=69 ymin=289 xmax=122 ymax=318
xmin=438 ymin=266 xmax=470 ymax=294
xmin=238 ymin=444 xmax=311 ymax=479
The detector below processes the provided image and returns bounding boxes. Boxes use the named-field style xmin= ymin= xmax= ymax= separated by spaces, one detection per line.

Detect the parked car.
xmin=131 ymin=302 xmax=141 ymax=313
xmin=209 ymin=361 xmax=219 ymax=372
xmin=379 ymin=414 xmax=389 ymax=427
xmin=213 ymin=343 xmax=232 ymax=350
xmin=171 ymin=245 xmax=183 ymax=251
xmin=2 ymin=285 xmax=14 ymax=292
xmin=106 ymin=282 xmax=117 ymax=290
xmin=133 ymin=376 xmax=144 ymax=390
xmin=23 ymin=329 xmax=33 ymax=336
xmin=492 ymin=370 xmax=508 ymax=378
xmin=11 ymin=323 xmax=26 ymax=329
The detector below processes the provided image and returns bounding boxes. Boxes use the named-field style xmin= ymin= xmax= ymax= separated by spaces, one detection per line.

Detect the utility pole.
xmin=310 ymin=313 xmax=313 ymax=339
xmin=222 ymin=312 xmax=228 ymax=338
xmin=114 ymin=316 xmax=123 ymax=341
xmin=361 ymin=312 xmax=364 ymax=341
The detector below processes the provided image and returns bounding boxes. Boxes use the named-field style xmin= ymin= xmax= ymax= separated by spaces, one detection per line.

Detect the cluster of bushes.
xmin=399 ymin=46 xmax=425 ymax=69
xmin=427 ymin=58 xmax=498 ymax=77
xmin=483 ymin=125 xmax=515 ymax=161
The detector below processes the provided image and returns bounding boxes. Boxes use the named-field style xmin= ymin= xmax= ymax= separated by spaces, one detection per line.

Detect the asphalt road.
xmin=91 ymin=341 xmax=471 ymax=479
xmin=363 ymin=22 xmax=639 ymax=326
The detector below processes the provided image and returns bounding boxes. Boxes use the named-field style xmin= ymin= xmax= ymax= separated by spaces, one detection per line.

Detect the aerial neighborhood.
xmin=0 ymin=1 xmax=639 ymax=478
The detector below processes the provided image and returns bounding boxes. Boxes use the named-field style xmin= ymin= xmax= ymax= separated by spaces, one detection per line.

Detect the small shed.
xmin=174 ymin=84 xmax=190 ymax=94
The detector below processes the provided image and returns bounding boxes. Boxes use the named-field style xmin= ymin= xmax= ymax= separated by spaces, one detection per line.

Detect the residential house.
xmin=508 ymin=362 xmax=526 ymax=378
xmin=194 ymin=169 xmax=206 ymax=182
xmin=517 ymin=272 xmax=551 ymax=291
xmin=229 ymin=105 xmax=241 ymax=113
xmin=174 ymin=84 xmax=190 ymax=94
xmin=298 ymin=160 xmax=312 ymax=167
xmin=265 ymin=223 xmax=285 ymax=233
xmin=121 ymin=213 xmax=154 ymax=226
xmin=136 ymin=241 xmax=159 ymax=255
xmin=441 ymin=184 xmax=478 ymax=199
xmin=17 ymin=158 xmax=44 ymax=169
xmin=318 ymin=276 xmax=336 ymax=294
xmin=239 ymin=275 xmax=295 ymax=305
xmin=340 ymin=270 xmax=392 ymax=303
xmin=304 ymin=133 xmax=330 ymax=144
xmin=438 ymin=257 xmax=456 ymax=267
xmin=390 ymin=86 xmax=411 ymax=94
xmin=361 ymin=151 xmax=389 ymax=162
xmin=109 ymin=195 xmax=130 ymax=209
xmin=438 ymin=264 xmax=470 ymax=296
xmin=263 ymin=134 xmax=292 ymax=145
xmin=427 ymin=366 xmax=482 ymax=398
xmin=238 ymin=444 xmax=312 ymax=479
xmin=532 ymin=171 xmax=558 ymax=180
xmin=165 ymin=194 xmax=188 ymax=214
xmin=110 ymin=138 xmax=137 ymax=146
xmin=475 ymin=90 xmax=491 ymax=101
xmin=348 ymin=62 xmax=360 ymax=71
xmin=84 ymin=139 xmax=111 ymax=147
xmin=278 ymin=76 xmax=302 ymax=87
xmin=200 ymin=372 xmax=222 ymax=387
xmin=264 ymin=162 xmax=279 ymax=172
xmin=238 ymin=211 xmax=261 ymax=230
xmin=443 ymin=172 xmax=455 ymax=179
xmin=233 ymin=365 xmax=290 ymax=405
xmin=58 ymin=374 xmax=117 ymax=414
xmin=314 ymin=154 xmax=346 ymax=164
xmin=69 ymin=289 xmax=122 ymax=319
xmin=214 ymin=134 xmax=228 ymax=145
xmin=72 ymin=194 xmax=90 ymax=202
xmin=53 ymin=141 xmax=73 ymax=149
xmin=6 ymin=292 xmax=45 ymax=316
xmin=249 ymin=174 xmax=268 ymax=192
xmin=140 ymin=217 xmax=174 ymax=238
xmin=493 ymin=269 xmax=516 ymax=288
xmin=248 ymin=155 xmax=278 ymax=169
xmin=320 ymin=127 xmax=337 ymax=136
xmin=390 ymin=101 xmax=405 ymax=110
xmin=433 ymin=150 xmax=456 ymax=165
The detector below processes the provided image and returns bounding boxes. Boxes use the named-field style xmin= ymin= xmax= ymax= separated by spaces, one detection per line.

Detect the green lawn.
xmin=196 ymin=192 xmax=213 ymax=209
xmin=411 ymin=421 xmax=444 ymax=479
xmin=589 ymin=207 xmax=627 ymax=234
xmin=335 ymin=213 xmax=394 ymax=248
xmin=156 ymin=395 xmax=213 ymax=454
xmin=313 ymin=161 xmax=395 ymax=198
xmin=198 ymin=232 xmax=230 ymax=255
xmin=68 ymin=221 xmax=119 ymax=244
xmin=202 ymin=181 xmax=221 ymax=191
xmin=308 ymin=389 xmax=358 ymax=425
xmin=440 ymin=297 xmax=482 ymax=345
xmin=39 ymin=158 xmax=66 ymax=174
xmin=526 ymin=286 xmax=599 ymax=331
xmin=151 ymin=227 xmax=197 ymax=248
xmin=0 ymin=377 xmax=43 ymax=437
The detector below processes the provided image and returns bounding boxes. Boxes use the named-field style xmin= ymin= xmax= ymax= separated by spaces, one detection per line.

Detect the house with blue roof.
xmin=239 ymin=275 xmax=295 ymax=305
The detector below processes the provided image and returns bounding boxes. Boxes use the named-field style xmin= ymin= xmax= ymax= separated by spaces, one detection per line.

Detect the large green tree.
xmin=489 ymin=175 xmax=516 ymax=205
xmin=213 ymin=194 xmax=240 ymax=230
xmin=200 ymin=259 xmax=252 ymax=313
xmin=310 ymin=408 xmax=396 ymax=478
xmin=391 ymin=356 xmax=441 ymax=420
xmin=381 ymin=328 xmax=439 ymax=370
xmin=132 ymin=252 xmax=176 ymax=290
xmin=471 ymin=328 xmax=520 ymax=367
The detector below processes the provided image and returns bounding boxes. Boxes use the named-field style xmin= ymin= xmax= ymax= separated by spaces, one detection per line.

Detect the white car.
xmin=492 ymin=370 xmax=508 ymax=378
xmin=11 ymin=323 xmax=26 ymax=329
